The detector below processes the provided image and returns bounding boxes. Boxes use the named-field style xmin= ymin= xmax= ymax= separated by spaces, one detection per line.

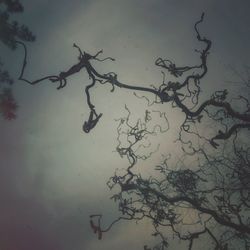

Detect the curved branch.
xmin=174 ymin=94 xmax=250 ymax=122
xmin=16 ymin=41 xmax=58 ymax=85
xmin=210 ymin=123 xmax=250 ymax=148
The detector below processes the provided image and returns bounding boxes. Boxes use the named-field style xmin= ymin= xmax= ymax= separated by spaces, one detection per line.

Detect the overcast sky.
xmin=1 ymin=0 xmax=250 ymax=249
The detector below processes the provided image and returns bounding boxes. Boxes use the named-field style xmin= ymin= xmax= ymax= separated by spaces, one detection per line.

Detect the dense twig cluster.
xmin=90 ymin=107 xmax=169 ymax=240
xmin=92 ymin=114 xmax=250 ymax=249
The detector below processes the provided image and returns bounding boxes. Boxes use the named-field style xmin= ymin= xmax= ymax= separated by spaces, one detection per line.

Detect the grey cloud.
xmin=1 ymin=0 xmax=250 ymax=249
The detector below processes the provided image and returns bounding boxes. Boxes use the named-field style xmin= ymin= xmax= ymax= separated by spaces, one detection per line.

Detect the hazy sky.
xmin=1 ymin=0 xmax=250 ymax=249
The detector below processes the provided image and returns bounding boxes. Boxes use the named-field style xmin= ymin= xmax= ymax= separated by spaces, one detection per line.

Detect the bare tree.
xmin=15 ymin=12 xmax=250 ymax=249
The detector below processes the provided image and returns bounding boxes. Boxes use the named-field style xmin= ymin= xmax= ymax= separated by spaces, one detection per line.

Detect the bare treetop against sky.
xmin=1 ymin=0 xmax=250 ymax=250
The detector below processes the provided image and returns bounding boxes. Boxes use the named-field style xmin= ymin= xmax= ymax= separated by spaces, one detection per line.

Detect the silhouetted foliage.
xmin=0 ymin=0 xmax=35 ymax=120
xmin=0 ymin=59 xmax=13 ymax=84
xmin=0 ymin=87 xmax=17 ymax=119
xmin=0 ymin=0 xmax=35 ymax=50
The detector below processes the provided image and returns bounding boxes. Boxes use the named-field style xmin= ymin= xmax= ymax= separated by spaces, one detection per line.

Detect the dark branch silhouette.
xmin=16 ymin=13 xmax=249 ymax=145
